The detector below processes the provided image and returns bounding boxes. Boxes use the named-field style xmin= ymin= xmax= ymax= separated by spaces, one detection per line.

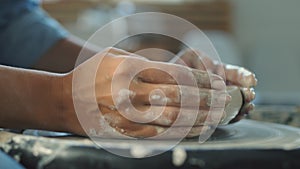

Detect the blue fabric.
xmin=0 ymin=0 xmax=68 ymax=68
xmin=0 ymin=150 xmax=25 ymax=169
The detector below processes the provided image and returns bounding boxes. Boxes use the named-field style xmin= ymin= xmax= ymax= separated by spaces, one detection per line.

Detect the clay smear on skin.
xmin=115 ymin=89 xmax=136 ymax=109
xmin=149 ymin=91 xmax=173 ymax=104
xmin=225 ymin=65 xmax=252 ymax=77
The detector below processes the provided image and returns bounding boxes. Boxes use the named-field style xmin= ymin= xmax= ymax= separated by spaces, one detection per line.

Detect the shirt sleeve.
xmin=0 ymin=3 xmax=69 ymax=68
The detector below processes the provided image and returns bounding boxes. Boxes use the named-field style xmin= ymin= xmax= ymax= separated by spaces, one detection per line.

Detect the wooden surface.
xmin=42 ymin=0 xmax=232 ymax=56
xmin=133 ymin=0 xmax=232 ymax=32
xmin=42 ymin=0 xmax=232 ymax=32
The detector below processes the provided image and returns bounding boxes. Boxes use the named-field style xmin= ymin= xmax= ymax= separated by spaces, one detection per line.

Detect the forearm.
xmin=0 ymin=65 xmax=71 ymax=132
xmin=32 ymin=35 xmax=171 ymax=73
xmin=32 ymin=35 xmax=98 ymax=73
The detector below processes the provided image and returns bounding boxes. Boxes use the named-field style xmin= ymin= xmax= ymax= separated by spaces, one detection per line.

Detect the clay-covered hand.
xmin=64 ymin=48 xmax=230 ymax=138
xmin=175 ymin=49 xmax=257 ymax=123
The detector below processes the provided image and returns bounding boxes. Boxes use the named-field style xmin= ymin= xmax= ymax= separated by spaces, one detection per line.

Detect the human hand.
xmin=64 ymin=48 xmax=231 ymax=138
xmin=175 ymin=49 xmax=257 ymax=123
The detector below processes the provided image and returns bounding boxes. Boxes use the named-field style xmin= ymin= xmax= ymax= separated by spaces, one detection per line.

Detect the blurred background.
xmin=41 ymin=0 xmax=300 ymax=125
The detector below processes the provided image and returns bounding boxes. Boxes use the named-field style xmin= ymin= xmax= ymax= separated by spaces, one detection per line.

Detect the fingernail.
xmin=250 ymin=89 xmax=256 ymax=100
xmin=248 ymin=103 xmax=255 ymax=111
xmin=212 ymin=80 xmax=226 ymax=90
xmin=244 ymin=75 xmax=258 ymax=87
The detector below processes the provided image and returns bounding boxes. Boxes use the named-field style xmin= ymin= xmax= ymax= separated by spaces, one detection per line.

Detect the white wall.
xmin=230 ymin=0 xmax=300 ymax=104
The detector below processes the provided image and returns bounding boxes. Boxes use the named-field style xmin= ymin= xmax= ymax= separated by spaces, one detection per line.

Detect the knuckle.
xmin=163 ymin=109 xmax=179 ymax=125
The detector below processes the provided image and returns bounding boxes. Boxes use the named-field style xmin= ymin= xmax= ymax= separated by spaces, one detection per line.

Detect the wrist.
xmin=35 ymin=72 xmax=73 ymax=132
xmin=60 ymin=71 xmax=85 ymax=135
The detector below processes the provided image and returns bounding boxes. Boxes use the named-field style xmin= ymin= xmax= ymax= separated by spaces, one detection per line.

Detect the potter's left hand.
xmin=175 ymin=49 xmax=257 ymax=123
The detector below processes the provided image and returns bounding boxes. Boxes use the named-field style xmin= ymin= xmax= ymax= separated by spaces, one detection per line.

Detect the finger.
xmin=240 ymin=103 xmax=255 ymax=115
xmin=185 ymin=52 xmax=258 ymax=88
xmin=101 ymin=107 xmax=159 ymax=138
xmin=102 ymin=108 xmax=206 ymax=138
xmin=125 ymin=125 xmax=210 ymax=139
xmin=101 ymin=106 xmax=219 ymax=138
xmin=175 ymin=49 xmax=214 ymax=71
xmin=138 ymin=62 xmax=225 ymax=90
xmin=175 ymin=49 xmax=201 ymax=68
xmin=131 ymin=106 xmax=225 ymax=127
xmin=180 ymin=52 xmax=258 ymax=87
xmin=175 ymin=49 xmax=257 ymax=88
xmin=106 ymin=103 xmax=225 ymax=127
xmin=133 ymin=83 xmax=231 ymax=108
xmin=218 ymin=64 xmax=257 ymax=88
xmin=240 ymin=88 xmax=256 ymax=102
xmin=104 ymin=47 xmax=148 ymax=60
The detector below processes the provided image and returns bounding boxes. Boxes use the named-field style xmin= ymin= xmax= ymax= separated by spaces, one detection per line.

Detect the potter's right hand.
xmin=64 ymin=48 xmax=230 ymax=138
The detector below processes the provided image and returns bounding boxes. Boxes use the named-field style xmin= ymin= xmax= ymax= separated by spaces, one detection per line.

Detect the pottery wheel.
xmin=86 ymin=120 xmax=300 ymax=152
xmin=20 ymin=119 xmax=300 ymax=151
xmin=183 ymin=119 xmax=300 ymax=150
xmin=2 ymin=119 xmax=300 ymax=169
